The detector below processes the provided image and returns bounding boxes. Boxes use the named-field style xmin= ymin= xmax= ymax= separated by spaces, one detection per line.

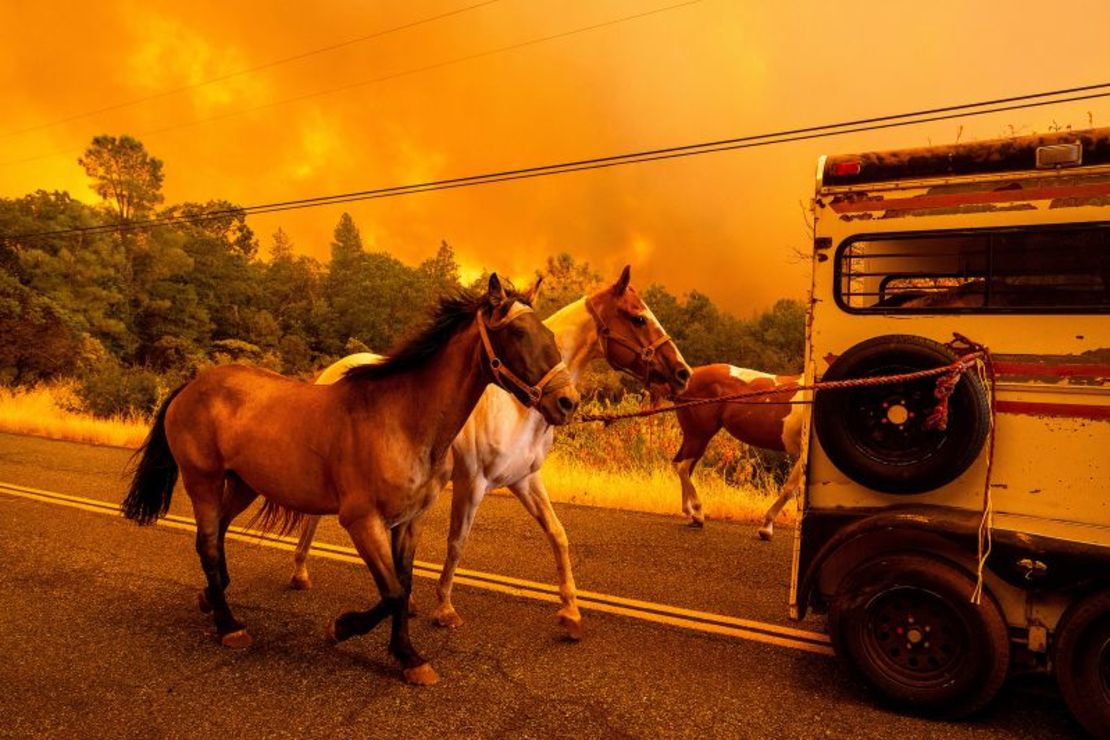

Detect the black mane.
xmin=344 ymin=283 xmax=530 ymax=381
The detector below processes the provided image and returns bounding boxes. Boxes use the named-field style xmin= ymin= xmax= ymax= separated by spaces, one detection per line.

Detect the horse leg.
xmin=185 ymin=471 xmax=251 ymax=648
xmin=198 ymin=476 xmax=259 ymax=611
xmin=758 ymin=458 xmax=803 ymax=541
xmin=672 ymin=430 xmax=712 ymax=528
xmin=290 ymin=516 xmax=321 ymax=590
xmin=508 ymin=473 xmax=582 ymax=640
xmin=432 ymin=468 xmax=486 ymax=629
xmin=331 ymin=513 xmax=436 ymax=685
xmin=388 ymin=518 xmax=435 ymax=684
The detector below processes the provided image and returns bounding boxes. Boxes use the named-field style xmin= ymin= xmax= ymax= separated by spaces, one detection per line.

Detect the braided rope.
xmin=573 ymin=351 xmax=985 ymax=425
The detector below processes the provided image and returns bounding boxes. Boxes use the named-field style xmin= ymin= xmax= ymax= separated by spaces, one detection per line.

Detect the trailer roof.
xmin=822 ymin=127 xmax=1110 ymax=188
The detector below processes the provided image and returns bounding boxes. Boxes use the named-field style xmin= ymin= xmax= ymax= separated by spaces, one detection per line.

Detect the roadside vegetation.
xmin=0 ymin=134 xmax=803 ymax=524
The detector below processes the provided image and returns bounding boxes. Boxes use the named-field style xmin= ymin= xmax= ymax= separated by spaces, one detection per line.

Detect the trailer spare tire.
xmin=814 ymin=335 xmax=989 ymax=494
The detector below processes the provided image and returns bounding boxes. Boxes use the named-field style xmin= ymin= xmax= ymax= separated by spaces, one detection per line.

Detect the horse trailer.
xmin=791 ymin=128 xmax=1110 ymax=732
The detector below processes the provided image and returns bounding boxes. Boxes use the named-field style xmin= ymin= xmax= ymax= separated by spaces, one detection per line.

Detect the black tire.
xmin=1054 ymin=588 xmax=1110 ymax=739
xmin=828 ymin=553 xmax=1010 ymax=718
xmin=814 ymin=334 xmax=990 ymax=493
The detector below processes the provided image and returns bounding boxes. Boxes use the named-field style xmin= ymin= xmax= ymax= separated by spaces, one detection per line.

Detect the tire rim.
xmin=844 ymin=366 xmax=947 ymax=466
xmin=862 ymin=586 xmax=971 ymax=687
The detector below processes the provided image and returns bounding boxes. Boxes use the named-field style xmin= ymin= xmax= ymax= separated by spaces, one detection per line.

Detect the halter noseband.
xmin=476 ymin=303 xmax=570 ymax=408
xmin=585 ymin=296 xmax=675 ymax=386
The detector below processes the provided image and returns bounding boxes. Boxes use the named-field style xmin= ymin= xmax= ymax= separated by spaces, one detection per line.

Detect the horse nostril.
xmin=675 ymin=367 xmax=691 ymax=383
xmin=557 ymin=395 xmax=577 ymax=413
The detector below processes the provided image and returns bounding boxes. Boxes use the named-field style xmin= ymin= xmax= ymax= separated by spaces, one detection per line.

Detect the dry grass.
xmin=0 ymin=383 xmax=793 ymax=525
xmin=541 ymin=451 xmax=789 ymax=524
xmin=0 ymin=383 xmax=148 ymax=449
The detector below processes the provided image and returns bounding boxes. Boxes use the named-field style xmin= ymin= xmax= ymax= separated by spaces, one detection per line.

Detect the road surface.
xmin=0 ymin=433 xmax=1082 ymax=737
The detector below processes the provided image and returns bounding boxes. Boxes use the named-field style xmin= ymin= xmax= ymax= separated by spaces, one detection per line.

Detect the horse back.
xmin=678 ymin=364 xmax=802 ymax=453
xmin=165 ymin=365 xmax=338 ymax=503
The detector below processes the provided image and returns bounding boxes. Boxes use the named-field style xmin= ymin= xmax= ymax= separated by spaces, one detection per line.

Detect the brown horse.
xmin=122 ymin=275 xmax=577 ymax=685
xmin=670 ymin=364 xmax=804 ymax=537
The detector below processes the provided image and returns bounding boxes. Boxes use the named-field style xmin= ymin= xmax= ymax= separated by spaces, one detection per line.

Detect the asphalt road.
xmin=0 ymin=432 xmax=1084 ymax=738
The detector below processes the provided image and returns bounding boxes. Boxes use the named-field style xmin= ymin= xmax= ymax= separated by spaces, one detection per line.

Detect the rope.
xmin=573 ymin=351 xmax=985 ymax=425
xmin=573 ymin=331 xmax=1000 ymax=606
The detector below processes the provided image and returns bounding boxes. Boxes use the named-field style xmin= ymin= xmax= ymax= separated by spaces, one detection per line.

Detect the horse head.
xmin=586 ymin=265 xmax=691 ymax=396
xmin=480 ymin=273 xmax=579 ymax=425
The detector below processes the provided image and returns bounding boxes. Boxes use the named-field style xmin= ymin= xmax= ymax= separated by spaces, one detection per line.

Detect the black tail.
xmin=122 ymin=384 xmax=187 ymax=524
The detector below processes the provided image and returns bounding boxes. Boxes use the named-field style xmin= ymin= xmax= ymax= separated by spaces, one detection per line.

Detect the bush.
xmin=77 ymin=363 xmax=163 ymax=418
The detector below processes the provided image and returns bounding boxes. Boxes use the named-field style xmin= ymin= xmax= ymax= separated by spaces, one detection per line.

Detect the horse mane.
xmin=344 ymin=282 xmax=532 ymax=382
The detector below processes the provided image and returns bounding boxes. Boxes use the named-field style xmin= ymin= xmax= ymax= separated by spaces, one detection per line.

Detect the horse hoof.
xmin=289 ymin=572 xmax=313 ymax=591
xmin=688 ymin=518 xmax=705 ymax=529
xmin=757 ymin=526 xmax=773 ymax=541
xmin=432 ymin=609 xmax=463 ymax=629
xmin=220 ymin=629 xmax=252 ymax=649
xmin=403 ymin=663 xmax=439 ymax=686
xmin=197 ymin=590 xmax=212 ymax=613
xmin=557 ymin=612 xmax=583 ymax=641
xmin=326 ymin=619 xmax=342 ymax=644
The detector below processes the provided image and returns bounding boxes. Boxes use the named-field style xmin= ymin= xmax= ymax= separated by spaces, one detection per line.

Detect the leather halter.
xmin=585 ymin=296 xmax=675 ymax=386
xmin=476 ymin=302 xmax=570 ymax=408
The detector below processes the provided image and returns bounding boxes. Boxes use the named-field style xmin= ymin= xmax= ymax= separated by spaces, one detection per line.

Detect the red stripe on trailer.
xmin=995 ymin=400 xmax=1110 ymax=421
xmin=993 ymin=362 xmax=1110 ymax=380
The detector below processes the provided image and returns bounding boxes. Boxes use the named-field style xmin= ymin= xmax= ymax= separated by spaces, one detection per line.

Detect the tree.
xmin=324 ymin=213 xmax=367 ymax=351
xmin=0 ymin=273 xmax=84 ymax=385
xmin=418 ymin=240 xmax=461 ymax=300
xmin=78 ymin=135 xmax=164 ymax=222
xmin=263 ymin=228 xmax=326 ymax=362
xmin=0 ymin=190 xmax=131 ymax=355
xmin=535 ymin=252 xmax=603 ymax=317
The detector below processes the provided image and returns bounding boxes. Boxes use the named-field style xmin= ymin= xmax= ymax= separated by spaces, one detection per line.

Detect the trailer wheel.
xmin=814 ymin=334 xmax=990 ymax=493
xmin=1054 ymin=588 xmax=1110 ymax=738
xmin=828 ymin=553 xmax=1009 ymax=718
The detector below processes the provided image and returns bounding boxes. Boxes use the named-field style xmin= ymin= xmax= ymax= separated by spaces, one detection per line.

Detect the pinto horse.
xmin=289 ymin=266 xmax=691 ymax=638
xmin=122 ymin=275 xmax=577 ymax=685
xmin=670 ymin=365 xmax=804 ymax=538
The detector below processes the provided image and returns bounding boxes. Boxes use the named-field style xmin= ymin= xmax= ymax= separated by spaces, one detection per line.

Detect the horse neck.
xmin=543 ymin=297 xmax=601 ymax=382
xmin=366 ymin=322 xmax=490 ymax=462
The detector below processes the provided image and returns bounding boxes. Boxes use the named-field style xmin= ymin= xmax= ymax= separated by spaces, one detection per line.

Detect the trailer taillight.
xmin=831 ymin=161 xmax=862 ymax=177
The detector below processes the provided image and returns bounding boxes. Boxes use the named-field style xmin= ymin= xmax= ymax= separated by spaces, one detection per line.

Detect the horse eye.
xmin=631 ymin=315 xmax=647 ymax=327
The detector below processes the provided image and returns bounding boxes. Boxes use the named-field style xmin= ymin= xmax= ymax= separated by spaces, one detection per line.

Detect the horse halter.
xmin=585 ymin=296 xmax=676 ymax=386
xmin=476 ymin=302 xmax=570 ymax=408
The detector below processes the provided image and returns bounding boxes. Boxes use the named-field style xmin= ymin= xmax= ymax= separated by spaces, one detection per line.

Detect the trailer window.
xmin=837 ymin=224 xmax=1110 ymax=312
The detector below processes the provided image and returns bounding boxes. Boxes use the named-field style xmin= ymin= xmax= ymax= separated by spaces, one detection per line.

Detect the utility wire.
xmin=0 ymin=0 xmax=704 ymax=168
xmin=5 ymin=83 xmax=1108 ymax=241
xmin=0 ymin=0 xmax=502 ymax=139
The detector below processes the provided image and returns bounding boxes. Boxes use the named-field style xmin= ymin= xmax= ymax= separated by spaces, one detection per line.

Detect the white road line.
xmin=0 ymin=480 xmax=833 ymax=656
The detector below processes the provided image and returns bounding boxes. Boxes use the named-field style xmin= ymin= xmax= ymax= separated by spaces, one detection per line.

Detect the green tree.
xmin=0 ymin=191 xmax=131 ymax=355
xmin=262 ymin=228 xmax=326 ymax=368
xmin=535 ymin=252 xmax=603 ymax=317
xmin=78 ymin=135 xmax=164 ymax=222
xmin=0 ymin=273 xmax=84 ymax=384
xmin=418 ymin=240 xmax=461 ymax=299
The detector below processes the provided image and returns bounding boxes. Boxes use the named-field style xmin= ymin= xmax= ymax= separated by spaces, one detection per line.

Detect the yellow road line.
xmin=0 ymin=480 xmax=833 ymax=656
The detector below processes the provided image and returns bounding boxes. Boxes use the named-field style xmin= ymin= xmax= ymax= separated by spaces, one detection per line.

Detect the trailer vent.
xmin=1036 ymin=143 xmax=1082 ymax=169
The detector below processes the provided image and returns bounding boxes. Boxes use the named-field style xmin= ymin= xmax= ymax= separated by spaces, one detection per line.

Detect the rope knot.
xmin=924 ymin=367 xmax=961 ymax=431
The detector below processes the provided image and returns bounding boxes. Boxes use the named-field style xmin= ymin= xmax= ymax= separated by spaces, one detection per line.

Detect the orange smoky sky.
xmin=1 ymin=0 xmax=1108 ymax=314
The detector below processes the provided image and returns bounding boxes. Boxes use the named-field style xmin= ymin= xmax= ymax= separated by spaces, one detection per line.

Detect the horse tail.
xmin=122 ymin=384 xmax=187 ymax=525
xmin=244 ymin=499 xmax=306 ymax=538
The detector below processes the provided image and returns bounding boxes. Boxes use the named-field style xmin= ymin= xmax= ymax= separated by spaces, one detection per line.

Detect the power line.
xmin=0 ymin=0 xmax=502 ymax=140
xmin=5 ymin=83 xmax=1108 ymax=241
xmin=0 ymin=0 xmax=705 ymax=168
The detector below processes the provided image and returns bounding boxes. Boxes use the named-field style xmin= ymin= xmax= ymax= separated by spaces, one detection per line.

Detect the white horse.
xmin=290 ymin=267 xmax=692 ymax=638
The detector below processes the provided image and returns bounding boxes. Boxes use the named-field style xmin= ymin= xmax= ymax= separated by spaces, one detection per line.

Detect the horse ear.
xmin=523 ymin=276 xmax=543 ymax=305
xmin=611 ymin=264 xmax=632 ymax=296
xmin=487 ymin=273 xmax=508 ymax=307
